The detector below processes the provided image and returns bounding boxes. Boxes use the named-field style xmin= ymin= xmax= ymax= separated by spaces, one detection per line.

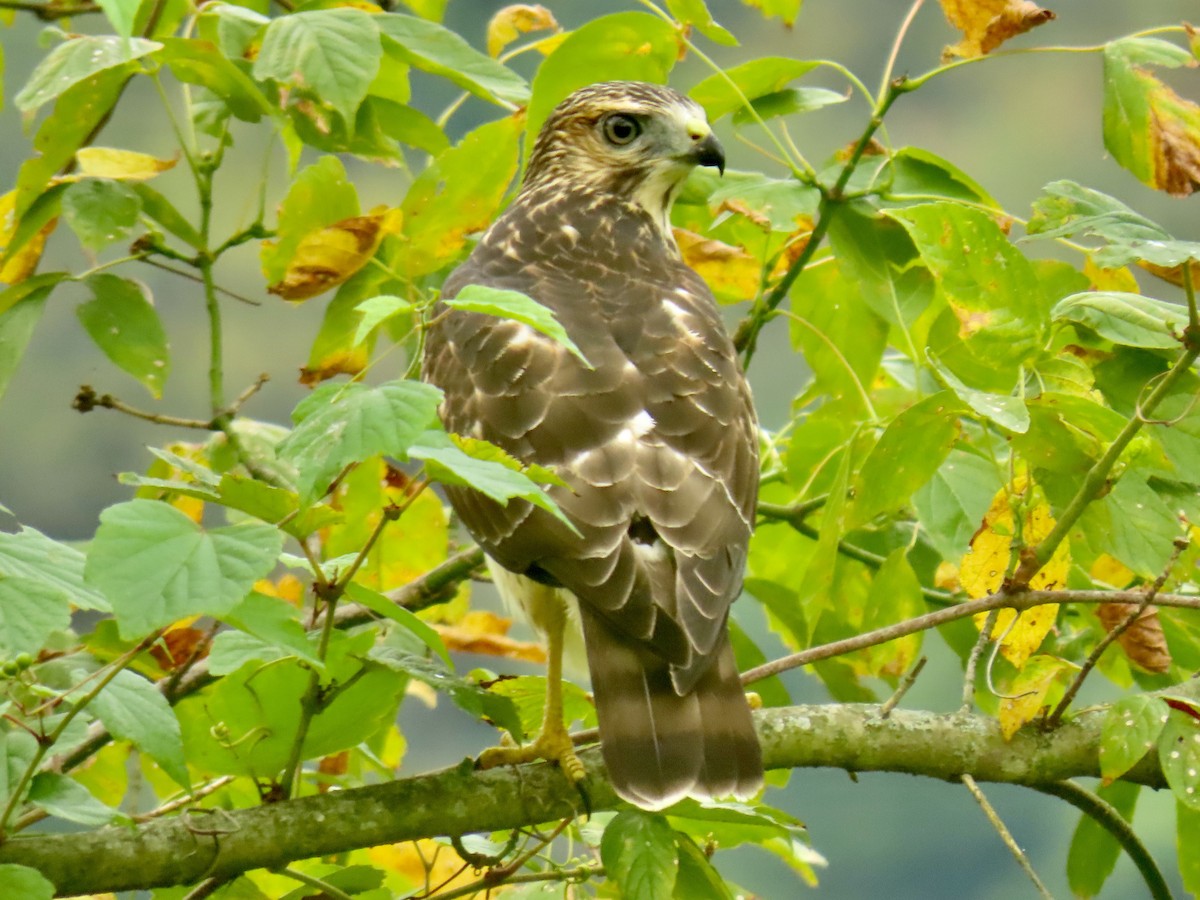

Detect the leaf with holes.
xmin=1159 ymin=711 xmax=1200 ymax=810
xmin=77 ymin=274 xmax=170 ymax=398
xmin=1101 ymin=695 xmax=1169 ymax=782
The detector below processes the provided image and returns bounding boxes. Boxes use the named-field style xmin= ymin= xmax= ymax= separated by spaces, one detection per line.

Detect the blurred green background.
xmin=2 ymin=1 xmax=1197 ymax=896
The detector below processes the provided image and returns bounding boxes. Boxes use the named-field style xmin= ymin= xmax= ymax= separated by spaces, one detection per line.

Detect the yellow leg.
xmin=477 ymin=594 xmax=585 ymax=784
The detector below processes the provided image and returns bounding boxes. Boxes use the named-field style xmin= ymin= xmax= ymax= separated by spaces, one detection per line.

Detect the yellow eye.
xmin=602 ymin=113 xmax=641 ymax=146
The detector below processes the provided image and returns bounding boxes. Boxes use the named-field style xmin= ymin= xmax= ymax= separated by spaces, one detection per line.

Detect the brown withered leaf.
xmin=940 ymin=0 xmax=1056 ymax=60
xmin=486 ymin=4 xmax=558 ymax=58
xmin=267 ymin=208 xmax=402 ymax=301
xmin=1152 ymin=101 xmax=1200 ymax=197
xmin=149 ymin=626 xmax=210 ymax=671
xmin=1097 ymin=601 xmax=1172 ymax=673
xmin=317 ymin=750 xmax=349 ymax=793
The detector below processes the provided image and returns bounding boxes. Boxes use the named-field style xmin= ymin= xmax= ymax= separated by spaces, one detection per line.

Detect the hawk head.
xmin=524 ymin=82 xmax=725 ymax=236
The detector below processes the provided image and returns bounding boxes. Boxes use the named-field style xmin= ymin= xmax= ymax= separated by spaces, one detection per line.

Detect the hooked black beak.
xmin=693 ymin=132 xmax=725 ymax=176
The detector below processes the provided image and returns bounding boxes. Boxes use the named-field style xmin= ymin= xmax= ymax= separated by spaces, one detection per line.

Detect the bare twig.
xmin=738 ymin=588 xmax=1200 ymax=686
xmin=879 ymin=656 xmax=927 ymax=718
xmin=73 ymin=386 xmax=212 ymax=429
xmin=962 ymin=774 xmax=1052 ymax=899
xmin=1047 ymin=535 xmax=1190 ymax=727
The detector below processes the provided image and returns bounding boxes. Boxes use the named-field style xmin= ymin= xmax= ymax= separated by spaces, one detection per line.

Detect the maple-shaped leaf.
xmin=940 ymin=0 xmax=1055 ymax=60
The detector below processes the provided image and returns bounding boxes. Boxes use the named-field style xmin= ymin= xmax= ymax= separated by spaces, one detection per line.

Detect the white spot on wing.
xmin=628 ymin=409 xmax=655 ymax=437
xmin=561 ymin=224 xmax=580 ymax=243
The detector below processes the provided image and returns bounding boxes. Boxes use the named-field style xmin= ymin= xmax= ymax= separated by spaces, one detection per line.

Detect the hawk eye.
xmin=602 ymin=114 xmax=641 ymax=146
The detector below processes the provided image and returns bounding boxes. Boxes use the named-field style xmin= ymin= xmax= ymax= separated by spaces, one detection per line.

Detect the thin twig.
xmin=738 ymin=588 xmax=1200 ymax=686
xmin=432 ymin=865 xmax=604 ymax=900
xmin=132 ymin=776 xmax=236 ymax=823
xmin=962 ymin=609 xmax=999 ymax=712
xmin=139 ymin=257 xmax=262 ymax=306
xmin=223 ymin=374 xmax=270 ymax=418
xmin=0 ymin=0 xmax=100 ymax=17
xmin=181 ymin=877 xmax=227 ymax=900
xmin=73 ymin=386 xmax=212 ymax=429
xmin=879 ymin=656 xmax=927 ymax=718
xmin=962 ymin=774 xmax=1053 ymax=899
xmin=1047 ymin=535 xmax=1189 ymax=727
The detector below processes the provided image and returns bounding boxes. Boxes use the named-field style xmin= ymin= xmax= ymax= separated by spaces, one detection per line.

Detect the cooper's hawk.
xmin=423 ymin=81 xmax=762 ymax=810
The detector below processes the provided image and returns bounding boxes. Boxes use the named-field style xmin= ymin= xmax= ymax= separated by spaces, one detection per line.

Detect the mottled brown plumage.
xmin=423 ymin=81 xmax=762 ymax=809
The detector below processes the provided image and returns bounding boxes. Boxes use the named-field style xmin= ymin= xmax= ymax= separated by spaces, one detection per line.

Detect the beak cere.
xmin=691 ymin=132 xmax=725 ymax=176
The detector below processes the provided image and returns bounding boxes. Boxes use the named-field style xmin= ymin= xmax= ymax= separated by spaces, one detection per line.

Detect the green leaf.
xmin=787 ymin=260 xmax=887 ymax=415
xmin=1160 ymin=711 xmax=1200 ymax=810
xmin=14 ymin=66 xmax=133 ymax=219
xmin=27 ymin=772 xmax=119 ymax=826
xmin=211 ymin=474 xmax=341 ymax=540
xmin=88 ymin=668 xmax=189 ymax=788
xmin=826 ymin=202 xmax=933 ymax=333
xmin=276 ymin=379 xmax=443 ymax=503
xmin=96 ymin=0 xmax=141 ymax=38
xmin=221 ymin=592 xmax=323 ymax=669
xmin=61 ymin=179 xmax=141 ymax=251
xmin=913 ymin=450 xmax=1003 ymax=560
xmin=77 ymin=274 xmax=170 ymax=398
xmin=129 ymin=183 xmax=203 ymax=249
xmin=1026 ymin=180 xmax=1200 ymax=268
xmin=1103 ymin=39 xmax=1200 ymax=195
xmin=372 ymin=99 xmax=449 ymax=155
xmin=848 ymin=393 xmax=962 ymax=528
xmin=690 ymin=57 xmax=817 ymax=120
xmin=928 ymin=354 xmax=1030 ymax=433
xmin=0 ymin=282 xmax=51 ymax=404
xmin=445 ymin=285 xmax=589 ymax=366
xmin=0 ymin=525 xmax=109 ymax=612
xmin=0 ymin=576 xmax=70 ymax=658
xmin=888 ymin=203 xmax=1045 ymax=390
xmin=407 ymin=430 xmax=574 ymax=529
xmin=1053 ymin=291 xmax=1188 ymax=349
xmin=343 ymin=582 xmax=451 ymax=667
xmin=600 ymin=810 xmax=679 ymax=899
xmin=398 ymin=115 xmax=521 ymax=277
xmin=0 ymin=731 xmax=39 ymax=814
xmin=731 ymin=87 xmax=846 ymax=124
xmin=180 ymin=631 xmax=408 ymax=778
xmin=253 ymin=9 xmax=382 ymax=126
xmin=368 ymin=639 xmax=523 ymax=739
xmin=14 ymin=35 xmax=159 ymax=113
xmin=665 ymin=0 xmax=738 ymax=47
xmin=487 ymin=675 xmax=596 ymax=737
xmin=859 ymin=550 xmax=925 ymax=678
xmin=1180 ymin=801 xmax=1200 ymax=894
xmin=1081 ymin=474 xmax=1181 ymax=579
xmin=674 ymin=835 xmax=734 ymax=899
xmin=262 ymin=156 xmax=360 ymax=286
xmin=525 ymin=12 xmax=680 ymax=140
xmin=1100 ymin=695 xmax=1168 ymax=782
xmin=0 ymin=864 xmax=54 ymax=900
xmin=158 ymin=37 xmax=273 ymax=123
xmin=1066 ymin=781 xmax=1138 ymax=898
xmin=377 ymin=13 xmax=529 ymax=106
xmin=738 ymin=0 xmax=802 ymax=26
xmin=886 ymin=147 xmax=996 ymax=206
xmin=354 ymin=295 xmax=413 ymax=346
xmin=85 ymin=499 xmax=285 ymax=638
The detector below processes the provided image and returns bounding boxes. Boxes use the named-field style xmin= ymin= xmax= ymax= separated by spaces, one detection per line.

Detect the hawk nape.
xmin=423 ymin=81 xmax=762 ymax=811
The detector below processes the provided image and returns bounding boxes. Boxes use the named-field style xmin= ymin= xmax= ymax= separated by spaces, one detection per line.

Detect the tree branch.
xmin=3 ymin=694 xmax=1193 ymax=896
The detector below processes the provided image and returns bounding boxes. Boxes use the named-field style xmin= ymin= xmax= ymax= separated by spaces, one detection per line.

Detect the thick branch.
xmin=3 ymin=695 xmax=1190 ymax=897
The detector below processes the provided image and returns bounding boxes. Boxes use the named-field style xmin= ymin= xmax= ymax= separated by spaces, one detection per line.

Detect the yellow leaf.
xmin=998 ymin=655 xmax=1074 ymax=739
xmin=369 ymin=840 xmax=483 ymax=893
xmin=674 ymin=228 xmax=762 ymax=303
xmin=435 ymin=611 xmax=547 ymax=663
xmin=75 ymin=147 xmax=177 ymax=180
xmin=1089 ymin=553 xmax=1135 ymax=588
xmin=962 ymin=477 xmax=1070 ymax=668
xmin=254 ymin=573 xmax=306 ymax=606
xmin=1084 ymin=256 xmax=1140 ymax=293
xmin=0 ymin=189 xmax=57 ymax=285
xmin=486 ymin=4 xmax=558 ymax=57
xmin=268 ymin=208 xmax=402 ymax=302
xmin=940 ymin=0 xmax=1056 ymax=59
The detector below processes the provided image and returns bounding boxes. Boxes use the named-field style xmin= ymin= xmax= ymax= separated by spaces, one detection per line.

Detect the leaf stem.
xmin=272 ymin=866 xmax=355 ymax=900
